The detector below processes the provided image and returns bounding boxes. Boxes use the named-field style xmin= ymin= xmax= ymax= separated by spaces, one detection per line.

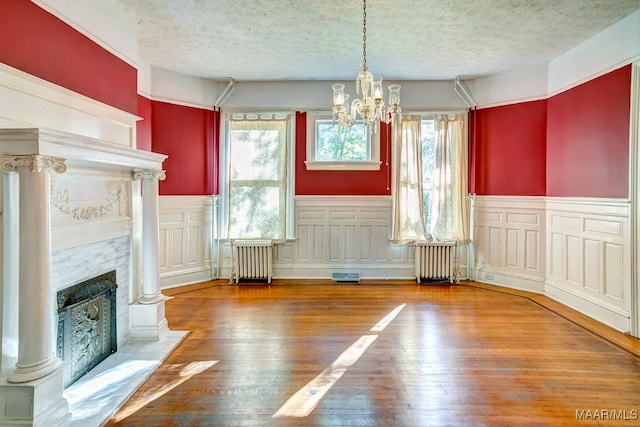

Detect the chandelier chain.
xmin=362 ymin=0 xmax=367 ymax=71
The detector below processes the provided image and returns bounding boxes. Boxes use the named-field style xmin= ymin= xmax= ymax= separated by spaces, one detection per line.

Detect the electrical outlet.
xmin=484 ymin=272 xmax=494 ymax=281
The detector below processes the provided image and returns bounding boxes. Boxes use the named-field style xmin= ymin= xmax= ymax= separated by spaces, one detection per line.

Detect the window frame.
xmin=219 ymin=111 xmax=295 ymax=241
xmin=304 ymin=112 xmax=381 ymax=170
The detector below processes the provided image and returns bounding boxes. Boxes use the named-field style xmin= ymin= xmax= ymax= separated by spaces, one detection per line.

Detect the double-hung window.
xmin=305 ymin=113 xmax=381 ymax=170
xmin=222 ymin=112 xmax=294 ymax=241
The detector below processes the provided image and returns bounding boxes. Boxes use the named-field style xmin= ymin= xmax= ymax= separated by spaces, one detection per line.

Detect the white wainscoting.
xmin=277 ymin=196 xmax=413 ymax=279
xmin=473 ymin=195 xmax=632 ymax=333
xmin=473 ymin=196 xmax=547 ymax=293
xmin=216 ymin=196 xmax=469 ymax=281
xmin=158 ymin=196 xmax=214 ymax=288
xmin=545 ymin=198 xmax=631 ymax=332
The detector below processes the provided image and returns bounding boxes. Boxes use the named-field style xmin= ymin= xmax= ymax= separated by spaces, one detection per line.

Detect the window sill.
xmin=304 ymin=161 xmax=381 ymax=171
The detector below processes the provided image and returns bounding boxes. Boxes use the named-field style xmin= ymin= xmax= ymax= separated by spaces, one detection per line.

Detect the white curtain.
xmin=391 ymin=115 xmax=427 ymax=244
xmin=391 ymin=112 xmax=470 ymax=245
xmin=429 ymin=113 xmax=470 ymax=244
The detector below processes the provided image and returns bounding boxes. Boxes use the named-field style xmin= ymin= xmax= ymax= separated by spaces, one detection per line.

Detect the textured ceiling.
xmin=118 ymin=0 xmax=640 ymax=81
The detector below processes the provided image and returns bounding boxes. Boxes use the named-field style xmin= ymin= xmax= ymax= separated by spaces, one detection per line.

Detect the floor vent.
xmin=332 ymin=272 xmax=360 ymax=283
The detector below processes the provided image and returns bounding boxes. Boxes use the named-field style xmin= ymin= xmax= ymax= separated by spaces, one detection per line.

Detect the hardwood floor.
xmin=104 ymin=281 xmax=640 ymax=426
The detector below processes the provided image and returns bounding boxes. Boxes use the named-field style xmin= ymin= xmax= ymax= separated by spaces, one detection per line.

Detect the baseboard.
xmin=215 ymin=263 xmax=470 ymax=282
xmin=545 ymin=280 xmax=631 ymax=333
xmin=160 ymin=269 xmax=215 ymax=289
xmin=273 ymin=263 xmax=416 ymax=280
xmin=473 ymin=269 xmax=545 ymax=294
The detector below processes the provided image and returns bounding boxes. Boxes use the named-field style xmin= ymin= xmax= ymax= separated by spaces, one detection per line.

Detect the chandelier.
xmin=332 ymin=0 xmax=401 ymax=133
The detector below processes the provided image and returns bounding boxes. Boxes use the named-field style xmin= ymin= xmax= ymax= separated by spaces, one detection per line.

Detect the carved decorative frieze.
xmin=0 ymin=155 xmax=66 ymax=173
xmin=133 ymin=169 xmax=166 ymax=181
xmin=51 ymin=179 xmax=127 ymax=221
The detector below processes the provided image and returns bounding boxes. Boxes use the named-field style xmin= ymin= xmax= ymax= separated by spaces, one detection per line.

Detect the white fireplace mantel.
xmin=0 ymin=127 xmax=166 ymax=170
xmin=0 ymin=127 xmax=169 ymax=426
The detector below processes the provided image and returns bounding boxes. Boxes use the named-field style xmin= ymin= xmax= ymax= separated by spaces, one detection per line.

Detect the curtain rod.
xmin=403 ymin=109 xmax=468 ymax=116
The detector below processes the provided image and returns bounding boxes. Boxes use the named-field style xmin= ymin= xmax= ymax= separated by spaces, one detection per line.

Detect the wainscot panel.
xmin=159 ymin=196 xmax=214 ymax=288
xmin=473 ymin=196 xmax=546 ymax=293
xmin=545 ymin=197 xmax=631 ymax=332
xmin=279 ymin=196 xmax=410 ymax=279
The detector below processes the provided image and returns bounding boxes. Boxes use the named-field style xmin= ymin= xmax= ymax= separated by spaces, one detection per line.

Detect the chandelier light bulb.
xmin=332 ymin=83 xmax=345 ymax=107
xmin=372 ymin=78 xmax=383 ymax=101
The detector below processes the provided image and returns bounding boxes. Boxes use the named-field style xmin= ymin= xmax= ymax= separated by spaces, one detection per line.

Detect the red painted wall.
xmin=4 ymin=0 xmax=630 ymax=200
xmin=295 ymin=112 xmax=392 ymax=195
xmin=211 ymin=109 xmax=220 ymax=195
xmin=468 ymin=109 xmax=478 ymax=194
xmin=546 ymin=66 xmax=631 ymax=198
xmin=151 ymin=101 xmax=217 ymax=195
xmin=137 ymin=95 xmax=152 ymax=151
xmin=472 ymin=100 xmax=547 ymax=196
xmin=0 ymin=0 xmax=137 ymax=114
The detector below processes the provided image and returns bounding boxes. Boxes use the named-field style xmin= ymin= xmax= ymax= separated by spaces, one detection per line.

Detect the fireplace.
xmin=56 ymin=271 xmax=118 ymax=387
xmin=0 ymin=67 xmax=170 ymax=424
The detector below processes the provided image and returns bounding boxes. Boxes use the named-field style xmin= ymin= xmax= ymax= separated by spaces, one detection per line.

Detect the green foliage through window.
xmin=315 ymin=120 xmax=369 ymax=161
xmin=421 ymin=119 xmax=435 ymax=231
xmin=228 ymin=118 xmax=288 ymax=240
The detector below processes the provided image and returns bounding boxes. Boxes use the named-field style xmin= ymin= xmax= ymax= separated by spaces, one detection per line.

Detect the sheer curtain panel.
xmin=391 ymin=115 xmax=427 ymax=244
xmin=430 ymin=113 xmax=470 ymax=244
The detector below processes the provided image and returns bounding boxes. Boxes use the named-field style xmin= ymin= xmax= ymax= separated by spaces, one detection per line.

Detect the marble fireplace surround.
xmin=0 ymin=127 xmax=187 ymax=426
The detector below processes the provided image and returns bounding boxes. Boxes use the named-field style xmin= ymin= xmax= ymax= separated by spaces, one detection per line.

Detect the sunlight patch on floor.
xmin=65 ymin=360 xmax=160 ymax=421
xmin=110 ymin=361 xmax=218 ymax=423
xmin=274 ymin=303 xmax=407 ymax=418
xmin=370 ymin=303 xmax=406 ymax=332
xmin=63 ymin=329 xmax=188 ymax=427
xmin=273 ymin=335 xmax=377 ymax=417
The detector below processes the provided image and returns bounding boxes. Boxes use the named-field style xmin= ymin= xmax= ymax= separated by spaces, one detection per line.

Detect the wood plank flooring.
xmin=104 ymin=281 xmax=640 ymax=426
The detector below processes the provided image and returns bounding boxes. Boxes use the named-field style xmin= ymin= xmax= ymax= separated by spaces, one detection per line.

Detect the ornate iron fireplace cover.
xmin=57 ymin=270 xmax=117 ymax=387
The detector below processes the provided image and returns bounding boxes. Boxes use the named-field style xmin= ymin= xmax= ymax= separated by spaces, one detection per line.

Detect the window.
xmin=222 ymin=113 xmax=294 ymax=241
xmin=422 ymin=113 xmax=469 ymax=242
xmin=391 ymin=112 xmax=469 ymax=244
xmin=421 ymin=118 xmax=436 ymax=231
xmin=305 ymin=113 xmax=381 ymax=170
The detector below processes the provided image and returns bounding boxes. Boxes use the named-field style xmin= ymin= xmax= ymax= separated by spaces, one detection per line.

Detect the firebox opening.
xmin=57 ymin=270 xmax=118 ymax=387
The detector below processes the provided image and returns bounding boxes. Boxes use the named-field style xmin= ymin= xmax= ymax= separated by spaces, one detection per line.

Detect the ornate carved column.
xmin=133 ymin=169 xmax=166 ymax=303
xmin=1 ymin=155 xmax=66 ymax=383
xmin=130 ymin=169 xmax=168 ymax=340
